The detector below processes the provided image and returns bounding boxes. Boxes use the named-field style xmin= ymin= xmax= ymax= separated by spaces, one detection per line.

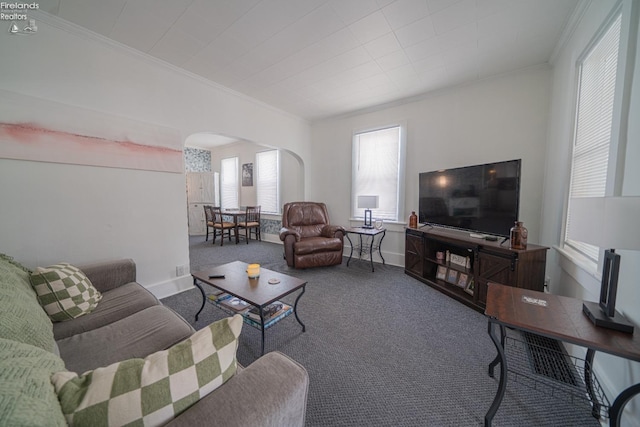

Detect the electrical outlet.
xmin=176 ymin=264 xmax=189 ymax=276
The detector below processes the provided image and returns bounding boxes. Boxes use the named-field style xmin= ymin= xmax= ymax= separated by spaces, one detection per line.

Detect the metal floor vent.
xmin=522 ymin=332 xmax=578 ymax=386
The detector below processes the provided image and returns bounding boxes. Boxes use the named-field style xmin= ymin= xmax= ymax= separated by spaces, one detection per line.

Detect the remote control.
xmin=484 ymin=236 xmax=498 ymax=241
xmin=208 ymin=274 xmax=225 ymax=279
xmin=469 ymin=233 xmax=484 ymax=238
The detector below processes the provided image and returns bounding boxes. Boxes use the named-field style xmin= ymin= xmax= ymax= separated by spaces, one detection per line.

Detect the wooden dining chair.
xmin=211 ymin=207 xmax=236 ymax=246
xmin=203 ymin=205 xmax=215 ymax=242
xmin=238 ymin=206 xmax=261 ymax=244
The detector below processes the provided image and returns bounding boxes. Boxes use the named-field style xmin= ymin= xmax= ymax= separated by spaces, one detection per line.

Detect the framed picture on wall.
xmin=242 ymin=163 xmax=253 ymax=186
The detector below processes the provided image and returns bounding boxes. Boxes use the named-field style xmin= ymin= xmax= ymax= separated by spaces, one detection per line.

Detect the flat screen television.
xmin=418 ymin=159 xmax=521 ymax=237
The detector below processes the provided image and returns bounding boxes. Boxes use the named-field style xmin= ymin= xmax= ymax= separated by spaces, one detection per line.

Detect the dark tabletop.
xmin=192 ymin=260 xmax=306 ymax=307
xmin=485 ymin=283 xmax=640 ymax=362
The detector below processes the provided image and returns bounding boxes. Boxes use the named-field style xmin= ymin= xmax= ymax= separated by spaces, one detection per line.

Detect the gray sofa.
xmin=0 ymin=256 xmax=309 ymax=426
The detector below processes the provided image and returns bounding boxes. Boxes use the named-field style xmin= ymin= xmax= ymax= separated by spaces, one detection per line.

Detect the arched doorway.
xmin=183 ymin=132 xmax=305 ymax=244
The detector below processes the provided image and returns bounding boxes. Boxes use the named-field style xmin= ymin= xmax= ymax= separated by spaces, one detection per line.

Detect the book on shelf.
xmin=244 ymin=305 xmax=293 ymax=328
xmin=246 ymin=302 xmax=288 ymax=321
xmin=207 ymin=288 xmax=223 ymax=297
xmin=208 ymin=293 xmax=231 ymax=303
xmin=219 ymin=297 xmax=250 ymax=312
xmin=246 ymin=301 xmax=283 ymax=320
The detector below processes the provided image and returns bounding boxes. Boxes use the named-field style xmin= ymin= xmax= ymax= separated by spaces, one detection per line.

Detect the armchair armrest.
xmin=76 ymin=259 xmax=137 ymax=293
xmin=279 ymin=227 xmax=301 ymax=242
xmin=167 ymin=352 xmax=309 ymax=427
xmin=321 ymin=225 xmax=345 ymax=239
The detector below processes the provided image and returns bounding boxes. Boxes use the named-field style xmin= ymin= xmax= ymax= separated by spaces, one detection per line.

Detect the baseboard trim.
xmin=262 ymin=234 xmax=282 ymax=244
xmin=342 ymin=244 xmax=403 ymax=268
xmin=155 ymin=235 xmax=403 ymax=299
xmin=147 ymin=275 xmax=193 ymax=299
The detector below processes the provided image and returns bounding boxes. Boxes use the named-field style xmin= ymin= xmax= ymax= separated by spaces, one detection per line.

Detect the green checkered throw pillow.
xmin=52 ymin=314 xmax=243 ymax=427
xmin=30 ymin=263 xmax=102 ymax=322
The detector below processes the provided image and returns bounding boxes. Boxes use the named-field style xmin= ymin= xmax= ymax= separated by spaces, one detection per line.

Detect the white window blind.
xmin=352 ymin=126 xmax=401 ymax=221
xmin=256 ymin=150 xmax=279 ymax=214
xmin=220 ymin=157 xmax=238 ymax=209
xmin=565 ymin=13 xmax=621 ymax=262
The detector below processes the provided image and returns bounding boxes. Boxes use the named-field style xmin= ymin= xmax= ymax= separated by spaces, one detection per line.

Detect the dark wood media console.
xmin=405 ymin=227 xmax=548 ymax=312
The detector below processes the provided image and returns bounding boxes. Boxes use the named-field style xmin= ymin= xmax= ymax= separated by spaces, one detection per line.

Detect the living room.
xmin=1 ymin=0 xmax=639 ymax=425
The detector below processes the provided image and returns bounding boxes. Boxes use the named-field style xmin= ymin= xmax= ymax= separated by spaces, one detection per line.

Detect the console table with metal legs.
xmin=345 ymin=227 xmax=386 ymax=272
xmin=484 ymin=283 xmax=640 ymax=427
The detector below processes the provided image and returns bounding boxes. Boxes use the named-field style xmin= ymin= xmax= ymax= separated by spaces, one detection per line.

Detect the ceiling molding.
xmin=549 ymin=0 xmax=592 ymax=65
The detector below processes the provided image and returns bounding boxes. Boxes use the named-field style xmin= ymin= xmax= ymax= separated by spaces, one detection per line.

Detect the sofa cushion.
xmin=52 ymin=315 xmax=242 ymax=427
xmin=76 ymin=259 xmax=137 ymax=294
xmin=0 ymin=257 xmax=57 ymax=353
xmin=57 ymin=305 xmax=195 ymax=374
xmin=53 ymin=282 xmax=160 ymax=340
xmin=0 ymin=338 xmax=67 ymax=427
xmin=294 ymin=236 xmax=343 ymax=255
xmin=30 ymin=263 xmax=102 ymax=322
xmin=166 ymin=352 xmax=309 ymax=427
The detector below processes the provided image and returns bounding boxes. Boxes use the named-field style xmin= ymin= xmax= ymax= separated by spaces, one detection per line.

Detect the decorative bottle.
xmin=510 ymin=221 xmax=528 ymax=250
xmin=409 ymin=211 xmax=418 ymax=228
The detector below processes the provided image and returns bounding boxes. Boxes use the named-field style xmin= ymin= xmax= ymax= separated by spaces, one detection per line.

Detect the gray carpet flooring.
xmin=161 ymin=237 xmax=602 ymax=426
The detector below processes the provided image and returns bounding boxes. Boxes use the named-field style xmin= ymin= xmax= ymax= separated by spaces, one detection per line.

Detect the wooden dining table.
xmin=222 ymin=209 xmax=246 ymax=244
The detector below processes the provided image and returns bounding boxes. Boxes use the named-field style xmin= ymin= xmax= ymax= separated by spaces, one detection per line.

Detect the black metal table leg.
xmin=485 ymin=320 xmax=508 ymax=427
xmin=378 ymin=230 xmax=386 ymax=265
xmin=346 ymin=234 xmax=354 ymax=267
xmin=488 ymin=324 xmax=506 ymax=376
xmin=194 ymin=278 xmax=206 ymax=321
xmin=610 ymin=383 xmax=640 ymax=426
xmin=368 ymin=234 xmax=375 ymax=272
xmin=584 ymin=349 xmax=601 ymax=419
xmin=293 ymin=284 xmax=306 ymax=332
xmin=259 ymin=307 xmax=266 ymax=355
xmin=358 ymin=234 xmax=363 ymax=258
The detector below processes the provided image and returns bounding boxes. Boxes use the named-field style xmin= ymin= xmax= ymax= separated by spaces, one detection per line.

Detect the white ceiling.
xmin=37 ymin=0 xmax=580 ymax=121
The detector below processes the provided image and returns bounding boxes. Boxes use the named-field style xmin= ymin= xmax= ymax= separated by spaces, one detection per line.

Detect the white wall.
xmin=0 ymin=14 xmax=310 ymax=297
xmin=208 ymin=141 xmax=304 ymax=212
xmin=541 ymin=0 xmax=640 ymax=423
xmin=0 ymin=159 xmax=189 ymax=288
xmin=311 ymin=67 xmax=551 ymax=266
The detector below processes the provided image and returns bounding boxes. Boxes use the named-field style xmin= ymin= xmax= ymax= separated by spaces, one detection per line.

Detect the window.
xmin=564 ymin=12 xmax=622 ymax=262
xmin=352 ymin=125 xmax=404 ymax=221
xmin=256 ymin=150 xmax=280 ymax=214
xmin=220 ymin=157 xmax=238 ymax=209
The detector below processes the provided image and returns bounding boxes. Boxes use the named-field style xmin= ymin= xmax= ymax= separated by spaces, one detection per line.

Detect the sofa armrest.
xmin=279 ymin=227 xmax=301 ymax=242
xmin=322 ymin=224 xmax=345 ymax=239
xmin=167 ymin=352 xmax=309 ymax=427
xmin=77 ymin=259 xmax=137 ymax=293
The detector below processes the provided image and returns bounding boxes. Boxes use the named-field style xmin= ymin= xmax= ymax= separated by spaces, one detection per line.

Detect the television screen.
xmin=418 ymin=159 xmax=521 ymax=237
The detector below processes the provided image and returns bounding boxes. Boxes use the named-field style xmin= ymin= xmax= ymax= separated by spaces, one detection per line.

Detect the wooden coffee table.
xmin=192 ymin=261 xmax=306 ymax=355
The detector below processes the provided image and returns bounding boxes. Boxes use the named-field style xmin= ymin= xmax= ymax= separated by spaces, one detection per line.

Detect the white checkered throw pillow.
xmin=52 ymin=314 xmax=243 ymax=427
xmin=30 ymin=263 xmax=102 ymax=322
